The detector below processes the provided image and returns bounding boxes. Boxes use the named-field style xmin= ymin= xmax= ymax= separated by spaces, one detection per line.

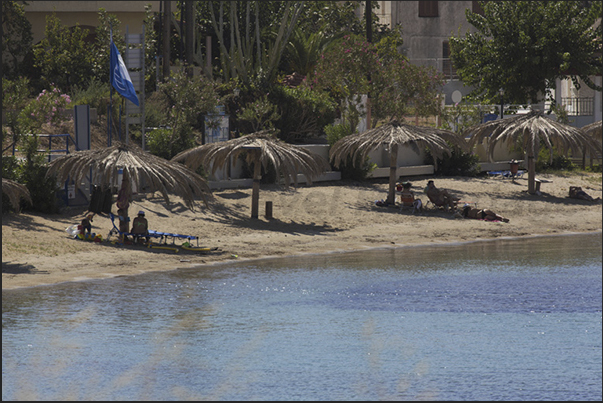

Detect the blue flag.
xmin=110 ymin=41 xmax=139 ymax=106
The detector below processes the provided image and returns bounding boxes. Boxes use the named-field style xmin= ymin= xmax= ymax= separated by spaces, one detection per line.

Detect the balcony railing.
xmin=409 ymin=58 xmax=459 ymax=80
xmin=560 ymin=97 xmax=594 ymax=116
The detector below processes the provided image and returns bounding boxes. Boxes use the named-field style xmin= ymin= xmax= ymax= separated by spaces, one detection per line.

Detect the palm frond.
xmin=46 ymin=142 xmax=212 ymax=210
xmin=2 ymin=178 xmax=32 ymax=212
xmin=581 ymin=120 xmax=602 ymax=142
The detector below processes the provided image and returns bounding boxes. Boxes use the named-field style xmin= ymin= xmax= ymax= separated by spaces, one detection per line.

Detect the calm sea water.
xmin=2 ymin=233 xmax=602 ymax=401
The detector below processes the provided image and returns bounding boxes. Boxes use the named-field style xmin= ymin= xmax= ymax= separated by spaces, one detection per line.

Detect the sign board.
xmin=68 ymin=185 xmax=76 ymax=199
xmin=204 ymin=115 xmax=230 ymax=143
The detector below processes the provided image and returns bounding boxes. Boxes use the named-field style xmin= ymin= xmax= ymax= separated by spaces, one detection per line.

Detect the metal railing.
xmin=409 ymin=58 xmax=459 ymax=80
xmin=560 ymin=97 xmax=594 ymax=116
xmin=12 ymin=133 xmax=78 ymax=162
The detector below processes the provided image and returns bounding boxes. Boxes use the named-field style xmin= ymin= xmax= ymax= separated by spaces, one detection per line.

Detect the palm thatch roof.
xmin=172 ymin=131 xmax=330 ymax=218
xmin=46 ymin=142 xmax=212 ymax=210
xmin=2 ymin=178 xmax=32 ymax=212
xmin=464 ymin=111 xmax=602 ymax=194
xmin=330 ymin=120 xmax=467 ymax=168
xmin=172 ymin=131 xmax=330 ymax=187
xmin=330 ymin=120 xmax=467 ymax=204
xmin=581 ymin=120 xmax=602 ymax=142
xmin=465 ymin=111 xmax=601 ymax=162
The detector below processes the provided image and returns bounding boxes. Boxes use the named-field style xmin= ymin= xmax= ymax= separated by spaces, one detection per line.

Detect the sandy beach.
xmin=2 ymin=173 xmax=602 ymax=290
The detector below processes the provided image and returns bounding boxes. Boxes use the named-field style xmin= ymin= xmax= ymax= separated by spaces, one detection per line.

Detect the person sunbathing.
xmin=462 ymin=205 xmax=509 ymax=223
xmin=569 ymin=186 xmax=600 ymax=202
xmin=425 ymin=180 xmax=458 ymax=211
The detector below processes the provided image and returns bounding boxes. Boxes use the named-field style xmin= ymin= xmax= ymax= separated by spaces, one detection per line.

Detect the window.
xmin=418 ymin=1 xmax=438 ymax=17
xmin=472 ymin=1 xmax=484 ymax=15
xmin=442 ymin=41 xmax=458 ymax=80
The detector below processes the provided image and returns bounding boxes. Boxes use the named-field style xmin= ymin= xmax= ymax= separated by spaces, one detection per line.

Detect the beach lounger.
xmin=147 ymin=230 xmax=199 ymax=247
xmin=487 ymin=170 xmax=524 ymax=179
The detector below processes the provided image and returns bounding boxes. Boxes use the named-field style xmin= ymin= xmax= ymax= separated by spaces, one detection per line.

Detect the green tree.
xmin=33 ymin=13 xmax=94 ymax=93
xmin=270 ymin=85 xmax=337 ymax=143
xmin=1 ymin=1 xmax=33 ymax=80
xmin=90 ymin=9 xmax=125 ymax=86
xmin=2 ymin=77 xmax=33 ymax=151
xmin=153 ymin=71 xmax=223 ymax=158
xmin=238 ymin=95 xmax=281 ymax=133
xmin=310 ymin=34 xmax=378 ymax=116
xmin=449 ymin=1 xmax=602 ymax=105
xmin=310 ymin=34 xmax=444 ymax=126
xmin=296 ymin=1 xmax=391 ymax=41
xmin=282 ymin=26 xmax=341 ymax=76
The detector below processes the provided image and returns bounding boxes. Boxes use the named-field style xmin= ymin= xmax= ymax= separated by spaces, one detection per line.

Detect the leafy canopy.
xmin=309 ymin=33 xmax=444 ymax=124
xmin=33 ymin=13 xmax=94 ymax=93
xmin=1 ymin=1 xmax=33 ymax=80
xmin=449 ymin=1 xmax=602 ymax=105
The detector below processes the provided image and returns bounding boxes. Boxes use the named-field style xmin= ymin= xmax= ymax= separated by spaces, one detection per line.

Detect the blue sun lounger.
xmin=147 ymin=230 xmax=199 ymax=247
xmin=487 ymin=170 xmax=524 ymax=179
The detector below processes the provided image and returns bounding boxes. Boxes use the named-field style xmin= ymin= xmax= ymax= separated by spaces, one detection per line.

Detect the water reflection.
xmin=3 ymin=233 xmax=602 ymax=401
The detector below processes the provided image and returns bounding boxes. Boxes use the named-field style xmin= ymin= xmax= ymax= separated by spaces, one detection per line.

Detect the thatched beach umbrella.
xmin=465 ymin=111 xmax=602 ymax=194
xmin=172 ymin=131 xmax=330 ymax=218
xmin=2 ymin=178 xmax=32 ymax=212
xmin=581 ymin=120 xmax=602 ymax=141
xmin=46 ymin=142 xmax=213 ymax=213
xmin=579 ymin=120 xmax=602 ymax=168
xmin=329 ymin=120 xmax=467 ymax=205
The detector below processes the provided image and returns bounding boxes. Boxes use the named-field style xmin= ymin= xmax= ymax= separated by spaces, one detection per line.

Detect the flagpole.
xmin=109 ymin=24 xmax=113 ymax=147
xmin=109 ymin=22 xmax=139 ymax=145
xmin=119 ymin=103 xmax=122 ymax=142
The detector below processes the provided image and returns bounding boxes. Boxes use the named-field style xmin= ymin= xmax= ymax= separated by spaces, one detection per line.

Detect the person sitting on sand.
xmin=425 ymin=180 xmax=459 ymax=211
xmin=569 ymin=186 xmax=600 ymax=202
xmin=462 ymin=205 xmax=509 ymax=223
xmin=397 ymin=181 xmax=422 ymax=213
xmin=81 ymin=212 xmax=94 ymax=237
xmin=131 ymin=210 xmax=150 ymax=244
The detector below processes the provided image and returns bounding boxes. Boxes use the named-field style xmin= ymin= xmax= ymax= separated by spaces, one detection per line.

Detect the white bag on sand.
xmin=65 ymin=224 xmax=80 ymax=236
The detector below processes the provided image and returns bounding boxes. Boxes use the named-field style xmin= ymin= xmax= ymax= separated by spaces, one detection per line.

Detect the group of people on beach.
xmin=397 ymin=178 xmax=600 ymax=223
xmin=397 ymin=179 xmax=510 ymax=222
xmin=79 ymin=176 xmax=602 ymax=238
xmin=79 ymin=175 xmax=150 ymax=244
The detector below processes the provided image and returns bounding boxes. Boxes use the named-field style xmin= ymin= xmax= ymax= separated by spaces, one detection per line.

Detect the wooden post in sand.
xmin=251 ymin=154 xmax=261 ymax=219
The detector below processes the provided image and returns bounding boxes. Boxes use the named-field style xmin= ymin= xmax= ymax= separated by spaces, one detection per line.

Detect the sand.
xmin=2 ymin=173 xmax=602 ymax=290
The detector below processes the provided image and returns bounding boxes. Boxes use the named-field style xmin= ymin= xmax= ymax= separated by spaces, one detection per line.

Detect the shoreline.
xmin=3 ymin=231 xmax=602 ymax=292
xmin=3 ymin=174 xmax=602 ymax=290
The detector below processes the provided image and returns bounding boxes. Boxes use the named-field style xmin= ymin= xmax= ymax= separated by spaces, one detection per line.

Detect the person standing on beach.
xmin=116 ymin=175 xmax=131 ymax=241
xmin=81 ymin=212 xmax=94 ymax=237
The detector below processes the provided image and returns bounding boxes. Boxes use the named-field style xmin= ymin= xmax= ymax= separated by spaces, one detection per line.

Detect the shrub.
xmin=2 ymin=151 xmax=60 ymax=214
xmin=425 ymin=146 xmax=480 ymax=177
xmin=70 ymin=78 xmax=110 ymax=117
xmin=270 ymin=85 xmax=337 ymax=143
xmin=324 ymin=121 xmax=375 ymax=180
xmin=19 ymin=84 xmax=72 ymax=133
xmin=536 ymin=147 xmax=576 ymax=172
xmin=146 ymin=128 xmax=194 ymax=161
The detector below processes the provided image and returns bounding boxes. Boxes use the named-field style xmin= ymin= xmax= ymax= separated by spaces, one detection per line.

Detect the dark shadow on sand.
xmin=2 ymin=262 xmax=50 ymax=275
